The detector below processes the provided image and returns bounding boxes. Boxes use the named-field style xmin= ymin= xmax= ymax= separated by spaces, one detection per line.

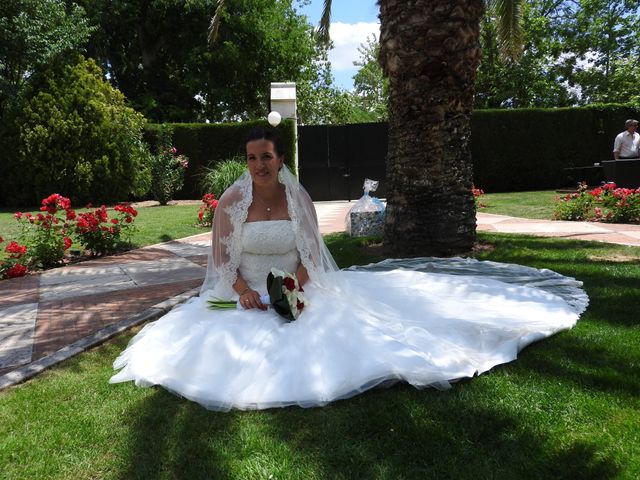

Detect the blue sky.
xmin=297 ymin=0 xmax=380 ymax=91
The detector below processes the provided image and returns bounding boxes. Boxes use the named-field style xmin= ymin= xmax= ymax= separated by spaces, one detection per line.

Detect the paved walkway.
xmin=1 ymin=202 xmax=639 ymax=390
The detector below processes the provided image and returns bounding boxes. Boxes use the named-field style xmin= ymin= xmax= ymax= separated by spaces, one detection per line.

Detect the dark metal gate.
xmin=298 ymin=122 xmax=388 ymax=201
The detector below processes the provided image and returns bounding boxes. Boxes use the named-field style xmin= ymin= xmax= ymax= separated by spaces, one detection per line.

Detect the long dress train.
xmin=110 ymin=220 xmax=588 ymax=411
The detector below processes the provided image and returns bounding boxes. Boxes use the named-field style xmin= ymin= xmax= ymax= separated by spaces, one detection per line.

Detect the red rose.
xmin=198 ymin=211 xmax=204 ymax=220
xmin=14 ymin=212 xmax=23 ymax=219
xmin=5 ymin=241 xmax=27 ymax=256
xmin=111 ymin=218 xmax=119 ymax=224
xmin=125 ymin=216 xmax=132 ymax=223
xmin=63 ymin=237 xmax=72 ymax=250
xmin=296 ymin=300 xmax=305 ymax=311
xmin=283 ymin=277 xmax=296 ymax=291
xmin=6 ymin=263 xmax=27 ymax=278
xmin=66 ymin=209 xmax=76 ymax=220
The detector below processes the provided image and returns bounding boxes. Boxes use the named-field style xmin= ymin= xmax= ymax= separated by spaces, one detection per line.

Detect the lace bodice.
xmin=239 ymin=220 xmax=300 ymax=292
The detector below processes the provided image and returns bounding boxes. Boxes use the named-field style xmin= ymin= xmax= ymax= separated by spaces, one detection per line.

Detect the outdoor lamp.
xmin=268 ymin=111 xmax=282 ymax=127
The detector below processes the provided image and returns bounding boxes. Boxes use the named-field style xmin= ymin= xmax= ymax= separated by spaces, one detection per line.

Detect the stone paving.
xmin=1 ymin=201 xmax=639 ymax=390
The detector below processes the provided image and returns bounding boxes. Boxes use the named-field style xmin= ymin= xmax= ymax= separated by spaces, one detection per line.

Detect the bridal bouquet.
xmin=207 ymin=268 xmax=307 ymax=321
xmin=267 ymin=268 xmax=307 ymax=321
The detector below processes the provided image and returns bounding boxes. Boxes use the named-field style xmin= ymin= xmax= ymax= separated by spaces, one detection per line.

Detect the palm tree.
xmin=318 ymin=0 xmax=522 ymax=256
xmin=209 ymin=0 xmax=522 ymax=257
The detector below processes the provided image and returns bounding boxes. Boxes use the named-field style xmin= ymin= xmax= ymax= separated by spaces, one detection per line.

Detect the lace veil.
xmin=200 ymin=166 xmax=340 ymax=300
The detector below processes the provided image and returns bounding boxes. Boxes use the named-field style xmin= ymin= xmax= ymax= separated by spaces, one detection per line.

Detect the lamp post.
xmin=270 ymin=82 xmax=298 ymax=173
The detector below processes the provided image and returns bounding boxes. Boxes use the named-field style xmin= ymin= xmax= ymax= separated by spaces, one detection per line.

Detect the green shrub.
xmin=200 ymin=157 xmax=247 ymax=198
xmin=553 ymin=192 xmax=594 ymax=221
xmin=148 ymin=125 xmax=189 ymax=205
xmin=1 ymin=55 xmax=151 ymax=206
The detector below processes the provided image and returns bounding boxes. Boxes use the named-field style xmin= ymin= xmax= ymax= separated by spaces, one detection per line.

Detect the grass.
xmin=1 ymin=232 xmax=639 ymax=479
xmin=478 ymin=190 xmax=560 ymax=219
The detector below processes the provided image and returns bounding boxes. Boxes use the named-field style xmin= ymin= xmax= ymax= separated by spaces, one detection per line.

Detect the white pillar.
xmin=270 ymin=82 xmax=298 ymax=173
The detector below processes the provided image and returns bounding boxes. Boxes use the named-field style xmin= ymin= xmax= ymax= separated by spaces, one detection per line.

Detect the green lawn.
xmin=1 ymin=232 xmax=639 ymax=479
xmin=478 ymin=190 xmax=560 ymax=219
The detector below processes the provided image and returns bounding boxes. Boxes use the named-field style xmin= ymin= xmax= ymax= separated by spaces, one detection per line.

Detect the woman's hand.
xmin=239 ymin=288 xmax=267 ymax=310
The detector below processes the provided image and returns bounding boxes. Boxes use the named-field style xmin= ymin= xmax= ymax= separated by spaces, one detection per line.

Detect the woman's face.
xmin=246 ymin=139 xmax=284 ymax=187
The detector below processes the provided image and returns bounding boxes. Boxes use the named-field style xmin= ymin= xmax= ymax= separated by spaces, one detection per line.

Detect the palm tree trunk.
xmin=380 ymin=0 xmax=484 ymax=256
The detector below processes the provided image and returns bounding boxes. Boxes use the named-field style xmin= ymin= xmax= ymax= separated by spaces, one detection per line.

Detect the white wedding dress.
xmin=110 ymin=220 xmax=588 ymax=411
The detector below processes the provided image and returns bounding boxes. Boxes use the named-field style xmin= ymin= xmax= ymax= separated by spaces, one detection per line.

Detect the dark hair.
xmin=245 ymin=127 xmax=285 ymax=157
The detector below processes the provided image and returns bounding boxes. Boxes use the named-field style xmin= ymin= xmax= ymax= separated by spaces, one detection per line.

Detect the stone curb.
xmin=0 ymin=287 xmax=200 ymax=391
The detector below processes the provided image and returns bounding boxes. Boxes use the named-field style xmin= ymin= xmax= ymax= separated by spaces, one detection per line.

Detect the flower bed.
xmin=554 ymin=183 xmax=640 ymax=223
xmin=1 ymin=194 xmax=138 ymax=280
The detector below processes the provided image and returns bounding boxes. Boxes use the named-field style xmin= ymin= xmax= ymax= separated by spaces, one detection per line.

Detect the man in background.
xmin=613 ymin=119 xmax=640 ymax=159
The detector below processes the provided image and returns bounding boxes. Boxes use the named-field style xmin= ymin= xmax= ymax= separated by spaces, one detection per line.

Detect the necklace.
xmin=253 ymin=192 xmax=273 ymax=213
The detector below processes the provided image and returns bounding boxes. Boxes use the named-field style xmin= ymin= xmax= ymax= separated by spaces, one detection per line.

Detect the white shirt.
xmin=613 ymin=131 xmax=640 ymax=158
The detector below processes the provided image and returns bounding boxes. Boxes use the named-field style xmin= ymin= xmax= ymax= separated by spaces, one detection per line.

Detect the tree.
xmin=558 ymin=0 xmax=640 ymax=104
xmin=78 ymin=0 xmax=326 ymax=122
xmin=475 ymin=0 xmax=640 ymax=108
xmin=475 ymin=0 xmax=578 ymax=108
xmin=351 ymin=34 xmax=388 ymax=121
xmin=319 ymin=0 xmax=523 ymax=255
xmin=297 ymin=37 xmax=387 ymax=125
xmin=0 ymin=0 xmax=93 ymax=113
xmin=295 ymin=39 xmax=357 ymax=125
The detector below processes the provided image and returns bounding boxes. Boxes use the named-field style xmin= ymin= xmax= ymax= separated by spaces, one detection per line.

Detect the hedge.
xmin=471 ymin=104 xmax=640 ymax=192
xmin=145 ymin=119 xmax=297 ymax=199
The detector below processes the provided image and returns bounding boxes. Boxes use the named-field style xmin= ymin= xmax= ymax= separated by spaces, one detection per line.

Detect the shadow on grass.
xmin=121 ymin=389 xmax=233 ymax=480
xmin=118 ymin=381 xmax=621 ymax=479
xmin=261 ymin=384 xmax=620 ymax=480
xmin=515 ymin=333 xmax=640 ymax=399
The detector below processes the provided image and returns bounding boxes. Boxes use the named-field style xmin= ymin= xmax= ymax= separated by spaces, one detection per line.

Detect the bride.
xmin=110 ymin=128 xmax=588 ymax=411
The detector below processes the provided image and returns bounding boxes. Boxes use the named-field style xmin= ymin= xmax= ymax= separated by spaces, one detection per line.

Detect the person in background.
xmin=613 ymin=119 xmax=640 ymax=160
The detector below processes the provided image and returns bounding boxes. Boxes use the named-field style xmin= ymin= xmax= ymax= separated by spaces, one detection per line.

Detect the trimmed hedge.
xmin=145 ymin=119 xmax=297 ymax=199
xmin=471 ymin=104 xmax=640 ymax=192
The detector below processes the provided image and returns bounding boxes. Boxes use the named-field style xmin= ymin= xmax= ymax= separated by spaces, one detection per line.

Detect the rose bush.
xmin=554 ymin=183 xmax=640 ymax=223
xmin=14 ymin=193 xmax=74 ymax=269
xmin=149 ymin=126 xmax=189 ymax=205
xmin=0 ymin=238 xmax=29 ymax=279
xmin=472 ymin=185 xmax=486 ymax=209
xmin=74 ymin=203 xmax=138 ymax=256
xmin=197 ymin=194 xmax=219 ymax=227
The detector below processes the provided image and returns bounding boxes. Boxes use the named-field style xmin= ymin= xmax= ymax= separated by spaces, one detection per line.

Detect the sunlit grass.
xmin=478 ymin=190 xmax=560 ymax=219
